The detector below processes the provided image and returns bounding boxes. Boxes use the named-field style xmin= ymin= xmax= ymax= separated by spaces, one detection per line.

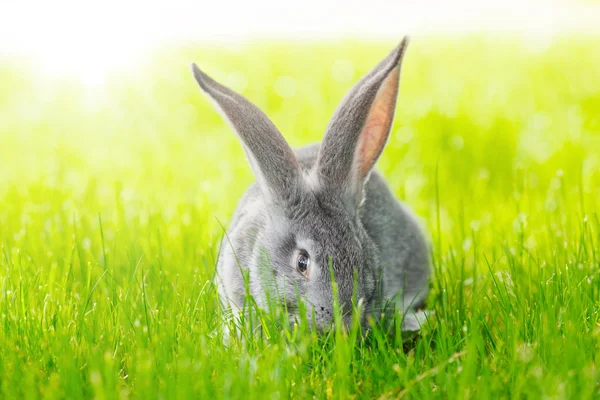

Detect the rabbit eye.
xmin=296 ymin=251 xmax=310 ymax=276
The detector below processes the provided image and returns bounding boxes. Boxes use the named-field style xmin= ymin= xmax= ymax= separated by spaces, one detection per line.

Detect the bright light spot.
xmin=1 ymin=1 xmax=154 ymax=86
xmin=38 ymin=33 xmax=141 ymax=88
xmin=274 ymin=76 xmax=297 ymax=99
xmin=395 ymin=126 xmax=414 ymax=145
xmin=225 ymin=72 xmax=249 ymax=93
xmin=331 ymin=59 xmax=355 ymax=83
xmin=478 ymin=168 xmax=490 ymax=180
xmin=90 ymin=371 xmax=102 ymax=385
xmin=451 ymin=135 xmax=464 ymax=150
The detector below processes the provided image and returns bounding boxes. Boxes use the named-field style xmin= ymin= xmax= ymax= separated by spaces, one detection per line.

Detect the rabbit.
xmin=191 ymin=37 xmax=431 ymax=333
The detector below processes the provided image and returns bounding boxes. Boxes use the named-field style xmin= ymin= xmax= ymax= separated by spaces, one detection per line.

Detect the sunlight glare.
xmin=1 ymin=0 xmax=599 ymax=88
xmin=2 ymin=1 xmax=154 ymax=87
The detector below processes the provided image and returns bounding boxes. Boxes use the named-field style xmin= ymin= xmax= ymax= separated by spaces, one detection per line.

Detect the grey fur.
xmin=191 ymin=37 xmax=431 ymax=332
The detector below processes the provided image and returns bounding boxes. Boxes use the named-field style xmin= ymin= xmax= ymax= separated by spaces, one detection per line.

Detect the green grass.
xmin=1 ymin=36 xmax=600 ymax=399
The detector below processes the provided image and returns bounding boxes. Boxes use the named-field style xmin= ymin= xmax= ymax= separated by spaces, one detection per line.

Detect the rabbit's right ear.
xmin=192 ymin=64 xmax=301 ymax=206
xmin=314 ymin=38 xmax=409 ymax=208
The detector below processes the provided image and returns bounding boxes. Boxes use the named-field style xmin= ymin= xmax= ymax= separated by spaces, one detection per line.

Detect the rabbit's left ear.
xmin=192 ymin=64 xmax=301 ymax=206
xmin=315 ymin=38 xmax=408 ymax=206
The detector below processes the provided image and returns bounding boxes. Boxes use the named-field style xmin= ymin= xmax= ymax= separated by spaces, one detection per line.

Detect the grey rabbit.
xmin=191 ymin=37 xmax=431 ymax=333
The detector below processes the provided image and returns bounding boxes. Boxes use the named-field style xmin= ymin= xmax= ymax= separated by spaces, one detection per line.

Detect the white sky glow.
xmin=1 ymin=0 xmax=599 ymax=84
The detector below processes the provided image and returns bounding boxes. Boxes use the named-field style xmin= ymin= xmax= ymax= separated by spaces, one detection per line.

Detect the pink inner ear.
xmin=357 ymin=66 xmax=400 ymax=179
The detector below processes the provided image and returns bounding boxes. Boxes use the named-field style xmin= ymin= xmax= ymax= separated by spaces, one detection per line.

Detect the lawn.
xmin=1 ymin=36 xmax=599 ymax=398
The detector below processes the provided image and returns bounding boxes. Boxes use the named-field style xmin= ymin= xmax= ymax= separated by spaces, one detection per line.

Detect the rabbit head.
xmin=192 ymin=38 xmax=409 ymax=329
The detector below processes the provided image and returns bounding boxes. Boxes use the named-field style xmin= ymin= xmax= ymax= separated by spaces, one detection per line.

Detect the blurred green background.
xmin=0 ymin=37 xmax=599 ymax=398
xmin=3 ymin=38 xmax=599 ymax=234
xmin=2 ymin=38 xmax=599 ymax=248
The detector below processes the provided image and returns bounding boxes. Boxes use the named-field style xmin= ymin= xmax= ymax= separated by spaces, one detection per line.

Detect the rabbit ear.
xmin=315 ymin=38 xmax=409 ymax=206
xmin=192 ymin=64 xmax=301 ymax=205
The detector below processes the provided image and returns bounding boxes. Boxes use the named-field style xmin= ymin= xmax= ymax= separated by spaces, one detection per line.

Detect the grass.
xmin=1 ymin=35 xmax=600 ymax=398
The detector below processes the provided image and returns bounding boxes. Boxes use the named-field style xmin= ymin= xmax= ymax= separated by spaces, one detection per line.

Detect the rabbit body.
xmin=193 ymin=38 xmax=431 ymax=331
xmin=217 ymin=144 xmax=429 ymax=330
